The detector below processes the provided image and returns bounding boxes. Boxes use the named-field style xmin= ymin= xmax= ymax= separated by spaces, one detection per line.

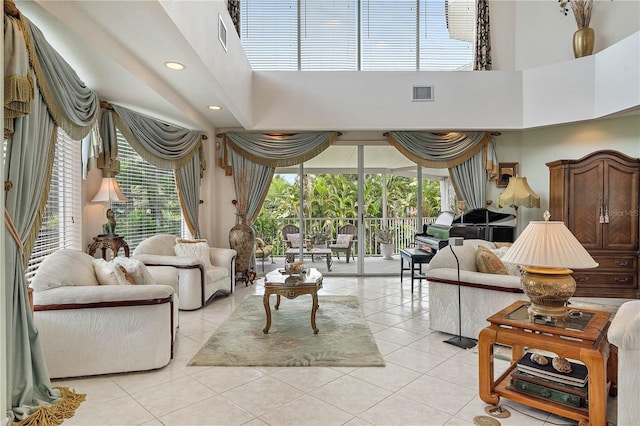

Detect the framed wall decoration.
xmin=497 ymin=162 xmax=518 ymax=188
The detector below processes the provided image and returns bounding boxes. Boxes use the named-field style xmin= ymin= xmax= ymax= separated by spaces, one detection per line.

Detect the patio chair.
xmin=329 ymin=224 xmax=357 ymax=263
xmin=282 ymin=224 xmax=302 ymax=248
xmin=254 ymin=237 xmax=274 ymax=272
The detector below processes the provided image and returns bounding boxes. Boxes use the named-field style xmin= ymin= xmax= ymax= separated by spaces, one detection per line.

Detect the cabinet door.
xmin=568 ymin=161 xmax=604 ymax=249
xmin=604 ymin=161 xmax=640 ymax=250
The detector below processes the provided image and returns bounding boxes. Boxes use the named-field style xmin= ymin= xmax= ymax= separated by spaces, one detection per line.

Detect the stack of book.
xmin=508 ymin=352 xmax=589 ymax=411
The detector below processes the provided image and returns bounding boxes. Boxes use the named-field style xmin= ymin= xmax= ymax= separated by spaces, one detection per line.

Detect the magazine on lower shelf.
xmin=516 ymin=352 xmax=588 ymax=387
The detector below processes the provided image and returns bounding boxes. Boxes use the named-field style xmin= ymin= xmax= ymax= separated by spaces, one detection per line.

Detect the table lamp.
xmin=497 ymin=177 xmax=540 ymax=230
xmin=91 ymin=173 xmax=127 ymax=235
xmin=501 ymin=211 xmax=598 ymax=321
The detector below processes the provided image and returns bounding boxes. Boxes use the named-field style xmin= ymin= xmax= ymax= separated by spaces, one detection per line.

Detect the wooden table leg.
xmin=275 ymin=294 xmax=281 ymax=310
xmin=478 ymin=327 xmax=501 ymax=406
xmin=263 ymin=293 xmax=272 ymax=334
xmin=582 ymin=343 xmax=609 ymax=426
xmin=311 ymin=292 xmax=319 ymax=334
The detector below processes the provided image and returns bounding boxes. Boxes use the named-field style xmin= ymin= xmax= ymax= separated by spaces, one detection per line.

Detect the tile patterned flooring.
xmin=54 ymin=276 xmax=618 ymax=425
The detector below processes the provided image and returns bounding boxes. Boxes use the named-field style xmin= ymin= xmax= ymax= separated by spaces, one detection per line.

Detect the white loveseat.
xmin=426 ymin=239 xmax=526 ymax=339
xmin=132 ymin=234 xmax=236 ymax=310
xmin=29 ymin=249 xmax=177 ymax=379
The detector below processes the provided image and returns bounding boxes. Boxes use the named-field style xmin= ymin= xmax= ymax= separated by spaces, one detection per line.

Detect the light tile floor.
xmin=54 ymin=276 xmax=618 ymax=426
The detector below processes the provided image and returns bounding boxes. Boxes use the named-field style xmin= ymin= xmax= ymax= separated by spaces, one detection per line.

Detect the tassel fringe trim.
xmin=14 ymin=387 xmax=86 ymax=426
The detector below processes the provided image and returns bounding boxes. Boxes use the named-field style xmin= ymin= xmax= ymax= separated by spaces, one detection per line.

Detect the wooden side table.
xmin=88 ymin=234 xmax=130 ymax=260
xmin=478 ymin=300 xmax=613 ymax=426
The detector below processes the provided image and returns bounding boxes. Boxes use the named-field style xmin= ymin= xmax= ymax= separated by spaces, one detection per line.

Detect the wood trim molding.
xmin=428 ymin=277 xmax=524 ymax=293
xmin=33 ymin=296 xmax=173 ymax=311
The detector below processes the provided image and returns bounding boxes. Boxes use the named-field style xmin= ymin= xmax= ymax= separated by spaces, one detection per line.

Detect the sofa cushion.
xmin=206 ymin=265 xmax=230 ymax=282
xmin=491 ymin=246 xmax=522 ymax=276
xmin=332 ymin=234 xmax=353 ymax=248
xmin=174 ymin=240 xmax=212 ymax=268
xmin=93 ymin=259 xmax=121 ymax=285
xmin=30 ymin=249 xmax=99 ymax=291
xmin=94 ymin=258 xmax=153 ymax=285
xmin=287 ymin=233 xmax=302 ymax=248
xmin=133 ymin=234 xmax=177 ymax=256
xmin=476 ymin=246 xmax=509 ymax=275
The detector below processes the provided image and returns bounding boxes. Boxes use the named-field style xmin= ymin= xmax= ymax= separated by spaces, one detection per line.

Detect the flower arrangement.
xmin=374 ymin=227 xmax=394 ymax=244
xmin=559 ymin=0 xmax=593 ymax=29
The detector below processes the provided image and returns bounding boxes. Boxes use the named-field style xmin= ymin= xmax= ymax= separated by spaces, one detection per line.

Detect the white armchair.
xmin=132 ymin=234 xmax=236 ymax=310
xmin=607 ymin=300 xmax=640 ymax=426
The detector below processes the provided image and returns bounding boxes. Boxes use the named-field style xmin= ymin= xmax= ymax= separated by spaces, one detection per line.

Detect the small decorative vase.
xmin=228 ymin=213 xmax=255 ymax=281
xmin=573 ymin=27 xmax=595 ymax=58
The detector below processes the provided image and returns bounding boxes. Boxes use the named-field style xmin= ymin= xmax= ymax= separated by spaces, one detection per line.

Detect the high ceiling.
xmin=16 ymin=0 xmax=243 ymax=131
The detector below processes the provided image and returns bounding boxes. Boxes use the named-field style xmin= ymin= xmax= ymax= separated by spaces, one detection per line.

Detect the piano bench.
xmin=400 ymin=248 xmax=434 ymax=293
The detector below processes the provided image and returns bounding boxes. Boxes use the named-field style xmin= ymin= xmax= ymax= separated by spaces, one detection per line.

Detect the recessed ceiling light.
xmin=164 ymin=61 xmax=186 ymax=70
xmin=208 ymin=105 xmax=222 ymax=111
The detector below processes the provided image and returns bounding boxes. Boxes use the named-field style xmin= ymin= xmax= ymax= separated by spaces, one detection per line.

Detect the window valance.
xmin=387 ymin=131 xmax=491 ymax=168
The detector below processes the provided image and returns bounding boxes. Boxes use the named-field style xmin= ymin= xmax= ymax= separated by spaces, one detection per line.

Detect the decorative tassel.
xmin=14 ymin=387 xmax=86 ymax=426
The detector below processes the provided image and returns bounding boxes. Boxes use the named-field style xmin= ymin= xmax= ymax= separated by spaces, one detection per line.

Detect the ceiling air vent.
xmin=218 ymin=14 xmax=228 ymax=52
xmin=412 ymin=85 xmax=434 ymax=102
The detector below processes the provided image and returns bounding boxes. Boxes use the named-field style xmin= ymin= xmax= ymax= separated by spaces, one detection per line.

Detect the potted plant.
xmin=375 ymin=227 xmax=395 ymax=260
xmin=308 ymin=229 xmax=331 ymax=248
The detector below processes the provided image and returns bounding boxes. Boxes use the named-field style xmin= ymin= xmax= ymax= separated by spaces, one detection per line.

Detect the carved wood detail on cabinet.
xmin=547 ymin=150 xmax=640 ymax=298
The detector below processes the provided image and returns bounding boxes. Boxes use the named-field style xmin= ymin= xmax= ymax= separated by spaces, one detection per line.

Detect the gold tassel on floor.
xmin=14 ymin=387 xmax=86 ymax=426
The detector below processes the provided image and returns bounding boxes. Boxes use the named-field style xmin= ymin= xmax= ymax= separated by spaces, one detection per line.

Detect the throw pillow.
xmin=93 ymin=258 xmax=120 ymax=285
xmin=335 ymin=234 xmax=353 ymax=247
xmin=287 ymin=233 xmax=302 ymax=248
xmin=174 ymin=240 xmax=212 ymax=267
xmin=493 ymin=242 xmax=513 ymax=249
xmin=490 ymin=246 xmax=522 ymax=276
xmin=113 ymin=265 xmax=136 ymax=285
xmin=113 ymin=257 xmax=154 ymax=284
xmin=475 ymin=246 xmax=509 ymax=275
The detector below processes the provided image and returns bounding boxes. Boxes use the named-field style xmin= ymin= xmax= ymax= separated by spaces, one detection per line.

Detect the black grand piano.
xmin=415 ymin=208 xmax=516 ymax=254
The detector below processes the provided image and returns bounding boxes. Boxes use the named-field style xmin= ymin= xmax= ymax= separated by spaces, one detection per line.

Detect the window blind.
xmin=113 ymin=131 xmax=183 ymax=250
xmin=240 ymin=0 xmax=473 ymax=71
xmin=26 ymin=128 xmax=82 ymax=280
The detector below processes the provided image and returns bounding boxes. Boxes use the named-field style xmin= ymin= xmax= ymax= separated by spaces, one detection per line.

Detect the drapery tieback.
xmin=5 ymin=180 xmax=13 ymax=191
xmin=5 ymin=208 xmax=24 ymax=255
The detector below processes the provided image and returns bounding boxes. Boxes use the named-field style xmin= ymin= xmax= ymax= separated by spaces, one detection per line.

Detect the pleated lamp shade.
xmin=501 ymin=214 xmax=598 ymax=269
xmin=497 ymin=177 xmax=540 ymax=208
xmin=91 ymin=177 xmax=127 ymax=202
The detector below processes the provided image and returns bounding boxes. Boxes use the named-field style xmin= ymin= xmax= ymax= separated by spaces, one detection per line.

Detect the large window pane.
xmin=300 ymin=0 xmax=358 ymax=70
xmin=239 ymin=0 xmax=474 ymax=71
xmin=114 ymin=132 xmax=183 ymax=249
xmin=241 ymin=0 xmax=298 ymax=70
xmin=26 ymin=129 xmax=82 ymax=280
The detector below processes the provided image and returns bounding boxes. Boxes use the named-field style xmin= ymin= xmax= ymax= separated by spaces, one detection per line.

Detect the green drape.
xmin=449 ymin=149 xmax=487 ymax=210
xmin=4 ymin=6 xmax=99 ymax=421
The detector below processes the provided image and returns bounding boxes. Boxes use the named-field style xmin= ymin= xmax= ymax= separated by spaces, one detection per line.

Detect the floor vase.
xmin=229 ymin=213 xmax=256 ymax=284
xmin=573 ymin=27 xmax=595 ymax=58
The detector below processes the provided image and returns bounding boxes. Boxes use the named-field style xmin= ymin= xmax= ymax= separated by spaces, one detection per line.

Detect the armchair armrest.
xmin=209 ymin=247 xmax=236 ymax=267
xmin=32 ymin=285 xmax=174 ymax=308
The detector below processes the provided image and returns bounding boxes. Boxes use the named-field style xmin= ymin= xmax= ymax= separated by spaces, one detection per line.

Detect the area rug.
xmin=188 ymin=295 xmax=385 ymax=367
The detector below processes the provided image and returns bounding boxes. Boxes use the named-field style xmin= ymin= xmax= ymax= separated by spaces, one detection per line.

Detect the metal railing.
xmin=258 ymin=216 xmax=438 ymax=257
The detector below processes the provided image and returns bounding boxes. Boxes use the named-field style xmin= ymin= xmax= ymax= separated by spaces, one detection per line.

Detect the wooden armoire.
xmin=547 ymin=150 xmax=640 ymax=298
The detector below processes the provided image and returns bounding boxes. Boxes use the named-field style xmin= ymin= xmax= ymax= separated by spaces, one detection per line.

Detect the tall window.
xmin=113 ymin=132 xmax=183 ymax=249
xmin=240 ymin=0 xmax=474 ymax=71
xmin=26 ymin=128 xmax=82 ymax=280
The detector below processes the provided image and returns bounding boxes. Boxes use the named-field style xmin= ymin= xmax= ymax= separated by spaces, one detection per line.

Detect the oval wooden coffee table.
xmin=263 ymin=268 xmax=323 ymax=334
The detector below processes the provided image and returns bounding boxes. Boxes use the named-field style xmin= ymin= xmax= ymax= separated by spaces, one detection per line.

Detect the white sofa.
xmin=426 ymin=239 xmax=526 ymax=339
xmin=29 ymin=249 xmax=177 ymax=379
xmin=132 ymin=234 xmax=236 ymax=310
xmin=608 ymin=300 xmax=640 ymax=426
